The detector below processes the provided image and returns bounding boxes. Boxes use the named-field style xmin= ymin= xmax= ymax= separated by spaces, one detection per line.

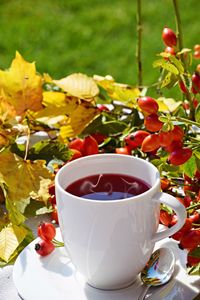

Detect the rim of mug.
xmin=55 ymin=154 xmax=161 ymax=203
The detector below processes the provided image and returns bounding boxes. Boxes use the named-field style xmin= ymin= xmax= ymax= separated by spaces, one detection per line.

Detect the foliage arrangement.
xmin=0 ymin=0 xmax=200 ymax=276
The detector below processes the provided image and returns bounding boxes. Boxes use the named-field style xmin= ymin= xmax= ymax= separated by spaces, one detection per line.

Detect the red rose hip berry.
xmin=141 ymin=134 xmax=160 ymax=152
xmin=37 ymin=222 xmax=56 ymax=242
xmin=35 ymin=240 xmax=55 ymax=256
xmin=168 ymin=148 xmax=192 ymax=166
xmin=162 ymin=27 xmax=177 ymax=47
xmin=144 ymin=114 xmax=163 ymax=132
xmin=137 ymin=96 xmax=159 ymax=115
xmin=125 ymin=130 xmax=150 ymax=149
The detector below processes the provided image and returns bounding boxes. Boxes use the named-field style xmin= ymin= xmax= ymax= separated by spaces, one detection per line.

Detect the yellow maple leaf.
xmin=33 ymin=92 xmax=99 ymax=138
xmin=68 ymin=100 xmax=99 ymax=136
xmin=0 ymin=224 xmax=28 ymax=262
xmin=0 ymin=152 xmax=54 ymax=210
xmin=0 ymin=52 xmax=43 ymax=115
xmin=0 ymin=90 xmax=16 ymax=123
xmin=0 ymin=131 xmax=9 ymax=149
xmin=54 ymin=73 xmax=99 ymax=99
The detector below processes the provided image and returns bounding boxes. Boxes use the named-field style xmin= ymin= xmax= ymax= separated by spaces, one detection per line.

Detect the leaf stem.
xmin=175 ymin=116 xmax=200 ymax=127
xmin=186 ymin=203 xmax=200 ymax=211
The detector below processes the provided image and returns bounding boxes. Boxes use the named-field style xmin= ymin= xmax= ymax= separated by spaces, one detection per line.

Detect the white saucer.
xmin=13 ymin=228 xmax=200 ymax=300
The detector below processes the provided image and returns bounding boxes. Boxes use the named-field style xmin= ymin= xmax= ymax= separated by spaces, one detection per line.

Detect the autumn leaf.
xmin=157 ymin=97 xmax=182 ymax=113
xmin=65 ymin=100 xmax=99 ymax=136
xmin=94 ymin=75 xmax=140 ymax=107
xmin=33 ymin=93 xmax=80 ymax=128
xmin=0 ymin=224 xmax=28 ymax=262
xmin=33 ymin=93 xmax=99 ymax=138
xmin=39 ymin=92 xmax=79 ymax=117
xmin=0 ymin=131 xmax=9 ymax=149
xmin=0 ymin=152 xmax=54 ymax=215
xmin=0 ymin=52 xmax=43 ymax=115
xmin=54 ymin=73 xmax=99 ymax=99
xmin=0 ymin=90 xmax=16 ymax=123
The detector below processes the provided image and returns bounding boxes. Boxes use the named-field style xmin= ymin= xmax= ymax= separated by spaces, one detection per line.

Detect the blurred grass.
xmin=0 ymin=0 xmax=199 ymax=93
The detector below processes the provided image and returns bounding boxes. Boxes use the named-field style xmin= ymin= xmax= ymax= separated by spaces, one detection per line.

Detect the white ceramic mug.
xmin=55 ymin=154 xmax=186 ymax=290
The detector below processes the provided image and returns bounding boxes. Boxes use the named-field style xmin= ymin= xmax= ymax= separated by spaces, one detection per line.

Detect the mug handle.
xmin=152 ymin=192 xmax=187 ymax=243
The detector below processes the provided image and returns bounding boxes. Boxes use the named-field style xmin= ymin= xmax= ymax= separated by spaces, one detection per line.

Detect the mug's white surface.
xmin=55 ymin=154 xmax=186 ymax=290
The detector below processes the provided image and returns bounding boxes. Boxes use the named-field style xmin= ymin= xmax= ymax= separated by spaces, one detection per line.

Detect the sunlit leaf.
xmin=188 ymin=264 xmax=200 ymax=276
xmin=0 ymin=152 xmax=54 ymax=213
xmin=0 ymin=131 xmax=9 ymax=148
xmin=42 ymin=91 xmax=66 ymax=107
xmin=0 ymin=52 xmax=43 ymax=115
xmin=95 ymin=76 xmax=140 ymax=106
xmin=28 ymin=140 xmax=71 ymax=162
xmin=168 ymin=56 xmax=184 ymax=74
xmin=0 ymin=91 xmax=16 ymax=123
xmin=182 ymin=155 xmax=197 ymax=178
xmin=157 ymin=97 xmax=182 ymax=112
xmin=59 ymin=124 xmax=75 ymax=139
xmin=33 ymin=93 xmax=81 ymax=127
xmin=153 ymin=59 xmax=179 ymax=75
xmin=161 ymin=73 xmax=173 ymax=88
xmin=157 ymin=100 xmax=169 ymax=112
xmin=54 ymin=73 xmax=99 ymax=99
xmin=68 ymin=101 xmax=99 ymax=136
xmin=0 ymin=224 xmax=28 ymax=262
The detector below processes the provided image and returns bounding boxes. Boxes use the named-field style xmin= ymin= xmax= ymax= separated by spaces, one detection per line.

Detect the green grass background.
xmin=0 ymin=0 xmax=199 ymax=92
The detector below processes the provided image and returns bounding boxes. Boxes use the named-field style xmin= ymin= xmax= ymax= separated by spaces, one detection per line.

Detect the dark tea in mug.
xmin=65 ymin=173 xmax=150 ymax=200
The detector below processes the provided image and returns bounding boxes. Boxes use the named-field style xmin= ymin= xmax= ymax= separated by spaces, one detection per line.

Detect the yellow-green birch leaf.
xmin=54 ymin=73 xmax=99 ymax=99
xmin=169 ymin=56 xmax=184 ymax=74
xmin=0 ymin=224 xmax=27 ymax=262
xmin=153 ymin=59 xmax=179 ymax=75
xmin=157 ymin=97 xmax=182 ymax=112
xmin=161 ymin=73 xmax=173 ymax=88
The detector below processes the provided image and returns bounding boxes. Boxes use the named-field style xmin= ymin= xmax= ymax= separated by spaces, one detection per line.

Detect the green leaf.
xmin=161 ymin=73 xmax=173 ymax=88
xmin=82 ymin=115 xmax=127 ymax=136
xmin=182 ymin=155 xmax=197 ymax=178
xmin=153 ymin=59 xmax=179 ymax=75
xmin=194 ymin=149 xmax=200 ymax=160
xmin=24 ymin=199 xmax=52 ymax=218
xmin=28 ymin=140 xmax=71 ymax=162
xmin=168 ymin=56 xmax=184 ymax=74
xmin=6 ymin=197 xmax=26 ymax=225
xmin=189 ymin=247 xmax=200 ymax=258
xmin=188 ymin=264 xmax=200 ymax=276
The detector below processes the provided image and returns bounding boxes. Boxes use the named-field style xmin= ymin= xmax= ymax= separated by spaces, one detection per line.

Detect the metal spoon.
xmin=138 ymin=247 xmax=175 ymax=300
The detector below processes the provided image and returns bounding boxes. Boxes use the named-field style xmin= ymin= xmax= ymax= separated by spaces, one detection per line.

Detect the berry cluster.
xmin=123 ymin=96 xmax=192 ymax=166
xmin=159 ymin=172 xmax=200 ymax=268
xmin=161 ymin=27 xmax=200 ymax=108
xmin=68 ymin=134 xmax=102 ymax=159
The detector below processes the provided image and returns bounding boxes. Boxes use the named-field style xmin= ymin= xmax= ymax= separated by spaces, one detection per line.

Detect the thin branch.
xmin=172 ymin=0 xmax=194 ymax=120
xmin=136 ymin=0 xmax=143 ymax=88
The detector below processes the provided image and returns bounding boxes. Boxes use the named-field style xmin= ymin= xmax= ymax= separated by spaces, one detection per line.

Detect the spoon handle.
xmin=138 ymin=285 xmax=150 ymax=300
